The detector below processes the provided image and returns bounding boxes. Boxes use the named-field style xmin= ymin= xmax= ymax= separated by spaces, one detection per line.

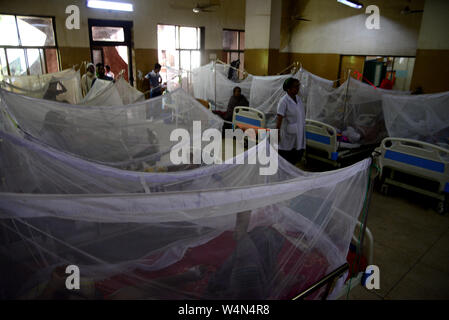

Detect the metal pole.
xmin=292 ymin=263 xmax=349 ymax=300
xmin=214 ymin=59 xmax=217 ymax=110
xmin=342 ymin=68 xmax=351 ymax=130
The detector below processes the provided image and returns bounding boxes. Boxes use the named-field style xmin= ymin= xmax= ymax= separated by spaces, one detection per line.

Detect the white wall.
xmin=284 ymin=0 xmax=424 ymax=56
xmin=0 ymin=0 xmax=246 ymax=49
xmin=417 ymin=0 xmax=449 ymax=49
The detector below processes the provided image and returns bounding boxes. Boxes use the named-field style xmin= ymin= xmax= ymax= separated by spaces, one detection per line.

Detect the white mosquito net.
xmin=192 ymin=62 xmax=253 ymax=111
xmin=298 ymin=68 xmax=335 ymax=106
xmin=0 ymin=69 xmax=83 ymax=105
xmin=0 ymin=87 xmax=222 ymax=169
xmin=381 ymin=91 xmax=449 ymax=148
xmin=191 ymin=63 xmax=337 ymax=129
xmin=0 ymin=115 xmax=371 ymax=299
xmin=81 ymin=77 xmax=145 ymax=106
xmin=306 ymin=77 xmax=410 ymax=145
xmin=166 ymin=66 xmax=194 ymax=96
xmin=0 ymin=70 xmax=372 ymax=300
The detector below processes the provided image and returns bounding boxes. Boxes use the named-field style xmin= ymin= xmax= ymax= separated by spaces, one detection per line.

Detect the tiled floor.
xmin=342 ymin=189 xmax=449 ymax=300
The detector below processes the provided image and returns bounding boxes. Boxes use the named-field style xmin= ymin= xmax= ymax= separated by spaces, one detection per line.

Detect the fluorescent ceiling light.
xmin=87 ymin=0 xmax=133 ymax=12
xmin=337 ymin=0 xmax=363 ymax=9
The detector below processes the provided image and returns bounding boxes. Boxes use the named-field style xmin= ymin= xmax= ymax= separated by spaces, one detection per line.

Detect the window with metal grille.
xmin=0 ymin=14 xmax=59 ymax=77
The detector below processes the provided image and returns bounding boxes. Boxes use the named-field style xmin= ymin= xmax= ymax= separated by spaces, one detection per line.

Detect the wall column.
xmin=244 ymin=0 xmax=283 ymax=75
xmin=411 ymin=0 xmax=449 ymax=93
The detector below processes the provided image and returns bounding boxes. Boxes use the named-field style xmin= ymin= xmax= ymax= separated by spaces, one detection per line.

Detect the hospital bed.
xmin=305 ymin=119 xmax=379 ymax=168
xmin=1 ymin=197 xmax=374 ymax=300
xmin=232 ymin=106 xmax=266 ymax=130
xmin=232 ymin=106 xmax=268 ymax=142
xmin=375 ymin=138 xmax=449 ymax=214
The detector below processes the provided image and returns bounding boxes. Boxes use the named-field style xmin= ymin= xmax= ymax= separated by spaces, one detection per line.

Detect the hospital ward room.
xmin=0 ymin=0 xmax=449 ymax=307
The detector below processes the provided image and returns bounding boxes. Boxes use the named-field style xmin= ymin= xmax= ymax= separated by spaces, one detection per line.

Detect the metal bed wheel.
xmin=380 ymin=183 xmax=389 ymax=196
xmin=436 ymin=198 xmax=449 ymax=215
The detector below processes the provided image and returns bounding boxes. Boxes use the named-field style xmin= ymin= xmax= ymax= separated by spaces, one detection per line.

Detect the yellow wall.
xmin=411 ymin=0 xmax=449 ymax=93
xmin=411 ymin=50 xmax=449 ymax=93
xmin=290 ymin=53 xmax=340 ymax=80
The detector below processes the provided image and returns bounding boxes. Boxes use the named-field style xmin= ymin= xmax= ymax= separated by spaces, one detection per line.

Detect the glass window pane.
xmin=92 ymin=26 xmax=125 ymax=42
xmin=45 ymin=48 xmax=59 ymax=73
xmin=92 ymin=49 xmax=103 ymax=66
xmin=159 ymin=49 xmax=178 ymax=68
xmin=158 ymin=25 xmax=176 ymax=51
xmin=180 ymin=51 xmax=191 ymax=71
xmin=7 ymin=48 xmax=27 ymax=76
xmin=27 ymin=48 xmax=43 ymax=75
xmin=39 ymin=49 xmax=46 ymax=73
xmin=191 ymin=50 xmax=200 ymax=70
xmin=223 ymin=30 xmax=238 ymax=50
xmin=0 ymin=49 xmax=8 ymax=76
xmin=17 ymin=16 xmax=55 ymax=46
xmin=239 ymin=31 xmax=245 ymax=50
xmin=0 ymin=15 xmax=20 ymax=46
xmin=179 ymin=27 xmax=199 ymax=50
xmin=160 ymin=50 xmax=179 ymax=82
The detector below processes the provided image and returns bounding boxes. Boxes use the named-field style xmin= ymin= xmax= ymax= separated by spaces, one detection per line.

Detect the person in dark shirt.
xmin=145 ymin=63 xmax=166 ymax=98
xmin=224 ymin=86 xmax=249 ymax=121
xmin=95 ymin=63 xmax=114 ymax=82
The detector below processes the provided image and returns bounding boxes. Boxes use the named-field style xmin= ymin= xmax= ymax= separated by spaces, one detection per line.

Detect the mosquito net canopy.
xmin=0 ymin=69 xmax=83 ymax=105
xmin=306 ymin=77 xmax=410 ymax=145
xmin=192 ymin=62 xmax=253 ymax=111
xmin=191 ymin=63 xmax=337 ymax=128
xmin=0 ymin=116 xmax=371 ymax=299
xmin=0 ymin=87 xmax=222 ymax=169
xmin=0 ymin=69 xmax=372 ymax=300
xmin=381 ymin=91 xmax=449 ymax=148
xmin=81 ymin=77 xmax=145 ymax=106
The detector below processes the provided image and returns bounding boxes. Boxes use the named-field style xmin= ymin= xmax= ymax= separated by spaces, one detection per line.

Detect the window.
xmin=157 ymin=24 xmax=202 ymax=82
xmin=92 ymin=26 xmax=125 ymax=42
xmin=0 ymin=14 xmax=59 ymax=77
xmin=223 ymin=29 xmax=244 ymax=79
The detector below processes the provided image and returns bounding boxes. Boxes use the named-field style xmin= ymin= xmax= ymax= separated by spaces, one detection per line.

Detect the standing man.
xmin=105 ymin=65 xmax=115 ymax=79
xmin=145 ymin=63 xmax=166 ymax=98
xmin=96 ymin=63 xmax=114 ymax=81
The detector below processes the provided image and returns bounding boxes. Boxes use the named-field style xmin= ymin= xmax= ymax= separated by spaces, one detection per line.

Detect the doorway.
xmin=88 ymin=19 xmax=134 ymax=85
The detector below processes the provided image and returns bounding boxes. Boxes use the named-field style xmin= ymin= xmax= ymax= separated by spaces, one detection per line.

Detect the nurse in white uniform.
xmin=276 ymin=77 xmax=306 ymax=165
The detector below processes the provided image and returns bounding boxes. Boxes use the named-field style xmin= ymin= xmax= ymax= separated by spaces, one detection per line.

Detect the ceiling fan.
xmin=291 ymin=15 xmax=311 ymax=22
xmin=169 ymin=0 xmax=220 ymax=13
xmin=192 ymin=2 xmax=219 ymax=13
xmin=401 ymin=6 xmax=423 ymax=14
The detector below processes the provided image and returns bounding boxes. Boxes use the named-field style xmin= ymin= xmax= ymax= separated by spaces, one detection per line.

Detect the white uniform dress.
xmin=276 ymin=94 xmax=306 ymax=151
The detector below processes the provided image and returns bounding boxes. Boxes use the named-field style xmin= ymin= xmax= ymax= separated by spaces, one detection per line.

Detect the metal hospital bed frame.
xmin=296 ymin=156 xmax=378 ymax=301
xmin=294 ymin=218 xmax=375 ymax=300
xmin=305 ymin=119 xmax=379 ymax=168
xmin=232 ymin=106 xmax=266 ymax=130
xmin=231 ymin=106 xmax=267 ymax=142
xmin=375 ymin=138 xmax=449 ymax=214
